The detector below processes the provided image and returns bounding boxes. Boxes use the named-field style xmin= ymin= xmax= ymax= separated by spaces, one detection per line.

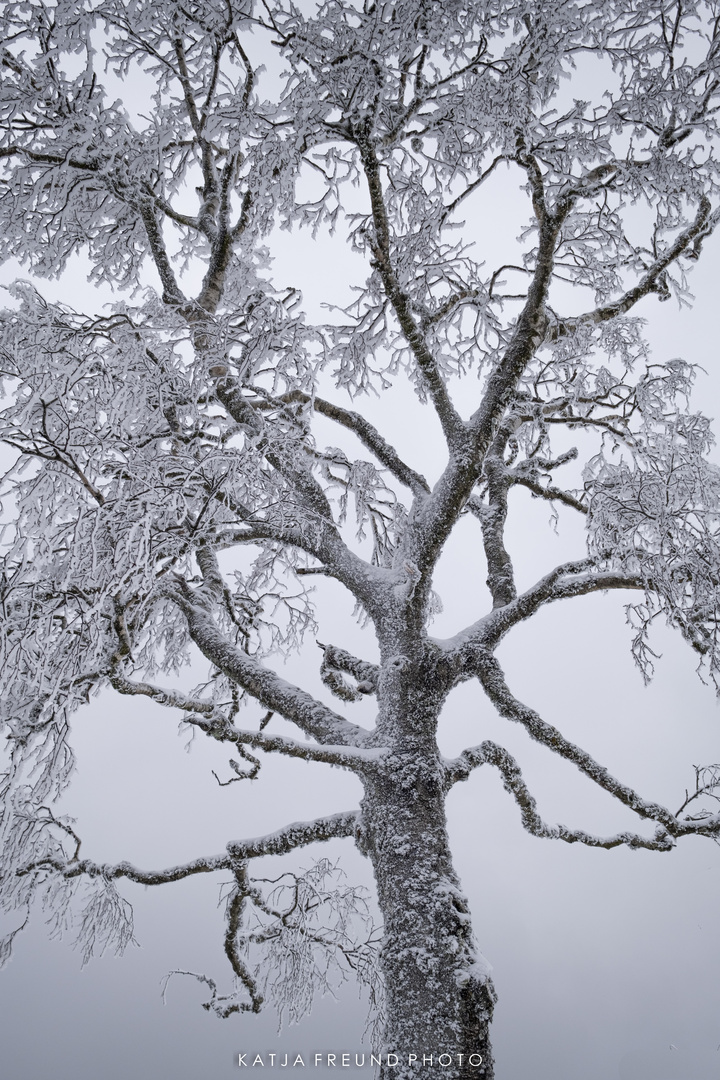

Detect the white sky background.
xmin=1 ymin=15 xmax=720 ymax=1080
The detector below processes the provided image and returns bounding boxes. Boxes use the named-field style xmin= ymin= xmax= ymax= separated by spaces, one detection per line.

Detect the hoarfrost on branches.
xmin=2 ymin=1 xmax=720 ymax=1076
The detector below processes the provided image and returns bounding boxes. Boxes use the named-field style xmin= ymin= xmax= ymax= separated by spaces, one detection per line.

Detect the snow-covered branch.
xmin=355 ymin=129 xmax=465 ymax=449
xmin=472 ymin=652 xmax=683 ymax=834
xmin=318 ymin=642 xmax=379 ymax=703
xmin=445 ymin=740 xmax=674 ymax=851
xmin=437 ymin=563 xmax=643 ymax=666
xmin=282 ymin=391 xmax=431 ymax=497
xmin=17 ymin=811 xmax=360 ymax=887
xmin=165 ymin=584 xmax=370 ymax=747
xmin=548 ymin=196 xmax=717 ymax=342
xmin=186 ymin=712 xmax=383 ymax=771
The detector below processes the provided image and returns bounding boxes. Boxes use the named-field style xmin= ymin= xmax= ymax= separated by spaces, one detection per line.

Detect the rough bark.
xmin=362 ymin=753 xmax=496 ymax=1078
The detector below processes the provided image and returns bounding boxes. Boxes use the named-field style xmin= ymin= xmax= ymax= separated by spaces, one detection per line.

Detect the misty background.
xmin=1 ymin=22 xmax=720 ymax=1080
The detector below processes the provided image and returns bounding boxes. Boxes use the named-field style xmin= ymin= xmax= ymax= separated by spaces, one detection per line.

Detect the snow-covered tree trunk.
xmin=363 ymin=764 xmax=495 ymax=1077
xmin=357 ymin=633 xmax=495 ymax=1077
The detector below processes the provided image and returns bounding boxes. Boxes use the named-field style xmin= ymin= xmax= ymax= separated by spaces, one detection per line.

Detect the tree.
xmin=2 ymin=0 xmax=720 ymax=1075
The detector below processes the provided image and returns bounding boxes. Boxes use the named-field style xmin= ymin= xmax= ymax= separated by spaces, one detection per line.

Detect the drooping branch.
xmin=18 ymin=811 xmax=360 ymax=885
xmin=221 ymin=859 xmax=264 ymax=1015
xmin=445 ymin=740 xmax=674 ymax=851
xmin=473 ymin=651 xmax=681 ymax=832
xmin=110 ymin=665 xmax=378 ymax=768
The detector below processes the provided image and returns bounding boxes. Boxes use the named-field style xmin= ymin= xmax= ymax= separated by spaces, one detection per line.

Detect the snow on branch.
xmin=437 ymin=562 xmax=643 ymax=666
xmin=471 ymin=652 xmax=720 ymax=842
xmin=185 ymin=712 xmax=383 ymax=771
xmin=111 ymin=660 xmax=377 ymax=774
xmin=354 ymin=128 xmax=465 ymax=449
xmin=163 ymin=854 xmax=380 ymax=1022
xmin=445 ymin=741 xmax=674 ymax=852
xmin=281 ymin=392 xmax=431 ymax=497
xmin=7 ymin=808 xmax=366 ymax=1020
xmin=14 ymin=811 xmax=360 ymax=889
xmin=547 ymin=197 xmax=717 ymax=342
xmin=317 ymin=642 xmax=379 ymax=703
xmin=166 ymin=583 xmax=371 ymax=748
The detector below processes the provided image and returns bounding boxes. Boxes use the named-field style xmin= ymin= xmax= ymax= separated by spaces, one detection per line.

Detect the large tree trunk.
xmin=359 ymin=709 xmax=496 ymax=1079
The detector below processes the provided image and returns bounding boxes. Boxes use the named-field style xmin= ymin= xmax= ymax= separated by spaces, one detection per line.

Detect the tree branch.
xmin=165 ymin=583 xmax=371 ymax=747
xmin=317 ymin=641 xmax=379 ymax=702
xmin=185 ymin=712 xmax=382 ymax=770
xmin=509 ymin=473 xmax=588 ymax=515
xmin=445 ymin=740 xmax=674 ymax=850
xmin=477 ymin=429 xmax=516 ymax=608
xmin=355 ymin=127 xmax=465 ymax=448
xmin=441 ymin=562 xmax=643 ymax=660
xmin=548 ymin=196 xmax=715 ymax=341
xmin=281 ymin=391 xmax=431 ymax=496
xmin=19 ymin=812 xmax=360 ymax=884
xmin=472 ymin=651 xmax=680 ymax=831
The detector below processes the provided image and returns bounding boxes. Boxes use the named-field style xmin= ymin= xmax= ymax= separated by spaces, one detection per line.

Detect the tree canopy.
xmin=2 ymin=1 xmax=720 ymax=1076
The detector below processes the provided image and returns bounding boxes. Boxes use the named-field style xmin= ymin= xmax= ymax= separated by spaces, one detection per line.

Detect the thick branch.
xmin=226 ymin=809 xmax=359 ymax=859
xmin=137 ymin=200 xmax=187 ymax=306
xmin=317 ymin=641 xmax=380 ymax=702
xmin=478 ymin=431 xmax=516 ymax=608
xmin=166 ymin=585 xmax=370 ymax=747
